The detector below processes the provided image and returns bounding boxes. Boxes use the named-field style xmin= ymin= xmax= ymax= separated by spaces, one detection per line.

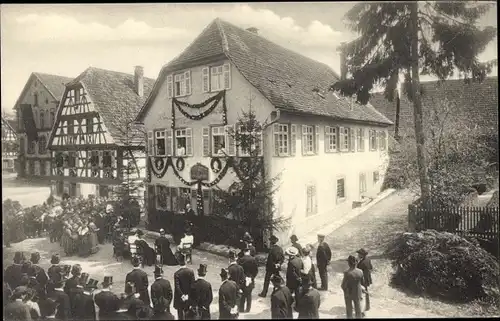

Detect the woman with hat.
xmin=155 ymin=229 xmax=178 ymax=266
xmin=270 ymin=274 xmax=294 ymax=319
xmin=189 ymin=264 xmax=213 ymax=320
xmin=301 ymin=245 xmax=317 ymax=290
xmin=285 ymin=247 xmax=303 ymax=300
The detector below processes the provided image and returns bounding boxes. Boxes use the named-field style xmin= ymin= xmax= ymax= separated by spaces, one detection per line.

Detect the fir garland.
xmin=175 ymin=96 xmax=221 ymax=121
xmin=200 ymin=157 xmax=233 ymax=188
xmin=174 ymin=90 xmax=224 ymax=109
xmin=170 ymin=90 xmax=227 ymax=128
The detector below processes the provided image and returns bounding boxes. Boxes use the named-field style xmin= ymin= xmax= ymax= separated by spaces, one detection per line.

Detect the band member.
xmin=5 ymin=252 xmax=26 ymax=290
xmin=155 ymin=229 xmax=178 ymax=266
xmin=356 ymin=248 xmax=372 ymax=313
xmin=218 ymin=268 xmax=239 ymax=320
xmin=39 ymin=298 xmax=60 ymax=321
xmin=341 ymin=255 xmax=365 ymax=319
xmin=290 ymin=235 xmax=304 ymax=257
xmin=173 ymin=254 xmax=196 ymax=320
xmin=270 ymin=274 xmax=294 ymax=319
xmin=95 ymin=276 xmax=120 ymax=320
xmin=189 ymin=264 xmax=213 ymax=320
xmin=71 ymin=276 xmax=97 ymax=321
xmin=238 ymin=248 xmax=258 ymax=313
xmin=150 ymin=266 xmax=173 ymax=313
xmin=125 ymin=257 xmax=151 ymax=306
xmin=296 ymin=275 xmax=321 ymax=319
xmin=47 ymin=255 xmax=63 ymax=296
xmin=30 ymin=252 xmax=48 ymax=293
xmin=316 ymin=234 xmax=332 ymax=291
xmin=259 ymin=235 xmax=284 ymax=298
xmin=64 ymin=265 xmax=81 ymax=295
xmin=49 ymin=274 xmax=71 ymax=321
xmin=285 ymin=247 xmax=303 ymax=301
xmin=5 ymin=286 xmax=32 ymax=321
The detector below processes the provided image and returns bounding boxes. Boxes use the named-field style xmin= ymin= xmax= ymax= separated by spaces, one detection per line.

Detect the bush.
xmin=386 ymin=230 xmax=500 ymax=303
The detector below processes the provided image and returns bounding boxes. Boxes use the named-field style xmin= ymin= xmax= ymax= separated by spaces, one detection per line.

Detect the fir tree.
xmin=331 ymin=2 xmax=497 ymax=204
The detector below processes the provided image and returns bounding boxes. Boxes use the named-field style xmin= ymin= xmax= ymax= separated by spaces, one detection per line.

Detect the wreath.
xmin=210 ymin=157 xmax=222 ymax=173
xmin=176 ymin=157 xmax=185 ymax=171
xmin=154 ymin=157 xmax=165 ymax=172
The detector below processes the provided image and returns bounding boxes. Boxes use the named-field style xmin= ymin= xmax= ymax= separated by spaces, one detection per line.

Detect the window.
xmin=68 ymin=152 xmax=76 ymax=168
xmin=212 ymin=126 xmax=226 ymax=156
xmin=306 ymin=185 xmax=318 ymax=216
xmin=302 ymin=125 xmax=315 ymax=155
xmin=38 ymin=136 xmax=47 ymax=154
xmin=178 ymin=188 xmax=192 ymax=212
xmin=90 ymin=151 xmax=99 ymax=167
xmin=155 ymin=130 xmax=166 ymax=156
xmin=369 ymin=130 xmax=378 ymax=151
xmin=156 ymin=185 xmax=168 ymax=209
xmin=237 ymin=125 xmax=263 ymax=157
xmin=203 ymin=63 xmax=231 ymax=93
xmin=175 ymin=128 xmax=192 ymax=156
xmin=34 ymin=93 xmax=38 ymax=106
xmin=357 ymin=128 xmax=364 ymax=151
xmin=379 ymin=131 xmax=387 ymax=150
xmin=336 ymin=178 xmax=346 ymax=201
xmin=359 ymin=173 xmax=367 ymax=194
xmin=340 ymin=127 xmax=350 ymax=151
xmin=210 ymin=66 xmax=224 ymax=91
xmin=170 ymin=71 xmax=191 ymax=97
xmin=274 ymin=124 xmax=289 ymax=156
xmin=373 ymin=171 xmax=380 ymax=184
xmin=325 ymin=126 xmax=337 ymax=152
xmin=67 ymin=119 xmax=74 ymax=135
xmin=350 ymin=128 xmax=356 ymax=152
xmin=103 ymin=151 xmax=112 ymax=168
xmin=40 ymin=111 xmax=45 ymax=129
xmin=171 ymin=188 xmax=179 ymax=212
xmin=50 ymin=109 xmax=56 ymax=126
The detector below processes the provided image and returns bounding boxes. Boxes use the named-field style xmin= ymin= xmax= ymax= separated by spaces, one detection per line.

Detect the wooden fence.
xmin=408 ymin=204 xmax=500 ymax=240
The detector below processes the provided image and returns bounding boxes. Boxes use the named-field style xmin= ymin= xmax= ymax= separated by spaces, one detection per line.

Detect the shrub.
xmin=386 ymin=230 xmax=500 ymax=303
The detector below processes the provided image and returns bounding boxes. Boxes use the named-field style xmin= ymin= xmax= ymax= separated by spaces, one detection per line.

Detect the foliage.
xmin=113 ymin=159 xmax=143 ymax=229
xmin=212 ymin=106 xmax=290 ymax=235
xmin=2 ymin=199 xmax=23 ymax=219
xmin=386 ymin=230 xmax=500 ymax=303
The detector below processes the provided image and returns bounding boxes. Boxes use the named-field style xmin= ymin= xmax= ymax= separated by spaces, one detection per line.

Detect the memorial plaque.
xmin=190 ymin=163 xmax=209 ymax=181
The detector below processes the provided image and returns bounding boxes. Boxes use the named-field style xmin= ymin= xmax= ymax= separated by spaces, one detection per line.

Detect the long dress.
xmin=78 ymin=227 xmax=91 ymax=257
xmin=63 ymin=228 xmax=74 ymax=256
xmin=88 ymin=222 xmax=100 ymax=254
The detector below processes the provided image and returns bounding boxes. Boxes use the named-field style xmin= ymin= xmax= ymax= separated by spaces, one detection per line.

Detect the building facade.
xmin=13 ymin=73 xmax=74 ymax=179
xmin=1 ymin=115 xmax=18 ymax=173
xmin=136 ymin=18 xmax=392 ymax=246
xmin=47 ymin=67 xmax=154 ymax=199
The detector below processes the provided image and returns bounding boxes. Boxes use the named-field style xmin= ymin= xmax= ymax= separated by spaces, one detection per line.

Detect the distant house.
xmin=47 ymin=67 xmax=155 ymax=199
xmin=135 ymin=18 xmax=392 ymax=246
xmin=13 ymin=73 xmax=74 ymax=179
xmin=1 ymin=115 xmax=17 ymax=172
xmin=370 ymin=77 xmax=499 ymax=139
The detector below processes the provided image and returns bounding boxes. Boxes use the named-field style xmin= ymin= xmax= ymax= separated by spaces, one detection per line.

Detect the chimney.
xmin=337 ymin=42 xmax=347 ymax=80
xmin=246 ymin=27 xmax=259 ymax=35
xmin=134 ymin=66 xmax=144 ymax=97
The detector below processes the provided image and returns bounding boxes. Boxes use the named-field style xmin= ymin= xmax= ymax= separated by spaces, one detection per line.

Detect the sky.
xmin=1 ymin=2 xmax=498 ymax=115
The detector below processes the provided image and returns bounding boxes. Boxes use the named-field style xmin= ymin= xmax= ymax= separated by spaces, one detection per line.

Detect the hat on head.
xmin=71 ymin=264 xmax=82 ymax=276
xmin=136 ymin=305 xmax=153 ymax=319
xmin=131 ymin=256 xmax=141 ymax=267
xmin=102 ymin=276 xmax=113 ymax=287
xmin=51 ymin=254 xmax=60 ymax=265
xmin=198 ymin=264 xmax=208 ymax=276
xmin=270 ymin=235 xmax=279 ymax=243
xmin=14 ymin=252 xmax=25 ymax=264
xmin=303 ymin=246 xmax=311 ymax=255
xmin=220 ymin=268 xmax=228 ymax=279
xmin=85 ymin=279 xmax=99 ymax=290
xmin=317 ymin=233 xmax=325 ymax=238
xmin=290 ymin=234 xmax=298 ymax=242
xmin=285 ymin=247 xmax=298 ymax=256
xmin=30 ymin=252 xmax=41 ymax=264
xmin=13 ymin=286 xmax=29 ymax=298
xmin=301 ymin=274 xmax=312 ymax=287
xmin=356 ymin=248 xmax=368 ymax=257
xmin=154 ymin=266 xmax=163 ymax=276
xmin=271 ymin=274 xmax=283 ymax=284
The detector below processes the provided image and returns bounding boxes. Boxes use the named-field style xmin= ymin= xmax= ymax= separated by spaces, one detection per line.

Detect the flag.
xmin=20 ymin=104 xmax=38 ymax=143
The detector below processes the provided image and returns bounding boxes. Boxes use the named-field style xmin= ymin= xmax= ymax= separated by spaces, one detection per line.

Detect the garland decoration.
xmin=210 ymin=157 xmax=222 ymax=173
xmin=200 ymin=158 xmax=233 ymax=188
xmin=196 ymin=182 xmax=204 ymax=216
xmin=175 ymin=157 xmax=185 ymax=172
xmin=149 ymin=157 xmax=169 ymax=179
xmin=171 ymin=90 xmax=227 ymax=128
xmin=174 ymin=90 xmax=224 ymax=109
xmin=175 ymin=96 xmax=221 ymax=121
xmin=169 ymin=157 xmax=197 ymax=187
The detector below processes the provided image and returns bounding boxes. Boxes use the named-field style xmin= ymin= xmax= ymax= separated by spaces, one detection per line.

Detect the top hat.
xmin=197 ymin=264 xmax=208 ymax=276
xmin=30 ymin=252 xmax=41 ymax=264
xmin=51 ymin=254 xmax=60 ymax=265
xmin=154 ymin=266 xmax=163 ymax=276
xmin=14 ymin=252 xmax=25 ymax=264
xmin=285 ymin=247 xmax=298 ymax=256
xmin=102 ymin=276 xmax=113 ymax=286
xmin=356 ymin=248 xmax=368 ymax=257
xmin=79 ymin=273 xmax=90 ymax=286
xmin=290 ymin=234 xmax=298 ymax=242
xmin=85 ymin=279 xmax=99 ymax=289
xmin=270 ymin=235 xmax=279 ymax=243
xmin=220 ymin=268 xmax=228 ymax=279
xmin=271 ymin=274 xmax=283 ymax=284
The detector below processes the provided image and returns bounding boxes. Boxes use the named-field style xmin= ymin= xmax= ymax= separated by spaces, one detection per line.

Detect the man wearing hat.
xmin=285 ymin=247 xmax=303 ymax=300
xmin=155 ymin=229 xmax=178 ymax=266
xmin=71 ymin=274 xmax=97 ymax=321
xmin=125 ymin=256 xmax=151 ymax=306
xmin=64 ymin=264 xmax=82 ymax=296
xmin=356 ymin=248 xmax=372 ymax=313
xmin=238 ymin=232 xmax=256 ymax=259
xmin=39 ymin=298 xmax=61 ymax=321
xmin=341 ymin=255 xmax=365 ymax=319
xmin=237 ymin=248 xmax=258 ymax=313
xmin=259 ymin=235 xmax=285 ymax=298
xmin=296 ymin=275 xmax=321 ymax=319
xmin=227 ymin=250 xmax=245 ymax=308
xmin=270 ymin=274 xmax=294 ymax=319
xmin=30 ymin=252 xmax=49 ymax=292
xmin=316 ymin=234 xmax=332 ymax=291
xmin=4 ymin=286 xmax=32 ymax=320
xmin=4 ymin=252 xmax=26 ymax=290
xmin=94 ymin=276 xmax=120 ymax=319
xmin=48 ymin=273 xmax=71 ymax=321
xmin=189 ymin=264 xmax=213 ymax=320
xmin=218 ymin=268 xmax=239 ymax=320
xmin=173 ymin=254 xmax=196 ymax=320
xmin=150 ymin=266 xmax=173 ymax=314
xmin=290 ymin=235 xmax=304 ymax=257
xmin=47 ymin=254 xmax=63 ymax=295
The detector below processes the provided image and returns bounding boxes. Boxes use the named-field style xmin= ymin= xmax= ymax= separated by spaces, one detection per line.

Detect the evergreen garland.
xmin=170 ymin=90 xmax=228 ymax=129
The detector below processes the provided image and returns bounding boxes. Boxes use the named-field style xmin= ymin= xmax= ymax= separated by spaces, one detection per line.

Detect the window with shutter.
xmin=186 ymin=128 xmax=193 ymax=156
xmin=350 ymin=128 xmax=356 ymax=152
xmin=302 ymin=125 xmax=307 ymax=155
xmin=202 ymin=67 xmax=209 ymax=93
xmin=184 ymin=70 xmax=191 ymax=95
xmin=226 ymin=125 xmax=236 ymax=156
xmin=147 ymin=131 xmax=154 ymax=156
xmin=357 ymin=128 xmax=364 ymax=152
xmin=167 ymin=75 xmax=173 ymax=98
xmin=202 ymin=127 xmax=210 ymax=156
xmin=212 ymin=126 xmax=226 ymax=156
xmin=273 ymin=124 xmax=280 ymax=156
xmin=155 ymin=130 xmax=166 ymax=156
xmin=166 ymin=129 xmax=173 ymax=156
xmin=223 ymin=63 xmax=231 ymax=90
xmin=290 ymin=124 xmax=296 ymax=156
xmin=315 ymin=125 xmax=320 ymax=154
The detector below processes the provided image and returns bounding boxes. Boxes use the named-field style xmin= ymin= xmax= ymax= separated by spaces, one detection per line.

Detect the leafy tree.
xmin=331 ymin=2 xmax=497 ymax=205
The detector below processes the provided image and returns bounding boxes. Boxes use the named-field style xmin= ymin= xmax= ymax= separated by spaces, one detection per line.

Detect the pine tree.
xmin=331 ymin=2 xmax=497 ymax=205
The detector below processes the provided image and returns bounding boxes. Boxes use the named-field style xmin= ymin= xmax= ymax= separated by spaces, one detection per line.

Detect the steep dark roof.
xmin=63 ymin=67 xmax=156 ymax=145
xmin=13 ymin=73 xmax=74 ymax=110
xmin=371 ymin=77 xmax=499 ymax=136
xmin=1 ymin=115 xmax=17 ymax=133
xmin=137 ymin=18 xmax=392 ymax=126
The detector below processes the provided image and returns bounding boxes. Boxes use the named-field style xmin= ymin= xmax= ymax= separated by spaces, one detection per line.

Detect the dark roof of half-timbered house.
xmin=13 ymin=73 xmax=74 ymax=110
xmin=1 ymin=115 xmax=17 ymax=133
xmin=136 ymin=18 xmax=392 ymax=126
xmin=64 ymin=67 xmax=156 ymax=145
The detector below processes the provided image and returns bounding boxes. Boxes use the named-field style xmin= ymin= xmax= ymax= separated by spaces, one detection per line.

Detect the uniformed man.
xmin=218 ymin=268 xmax=239 ymax=319
xmin=64 ymin=265 xmax=81 ymax=296
xmin=173 ymin=254 xmax=195 ymax=320
xmin=259 ymin=235 xmax=284 ymax=298
xmin=189 ymin=264 xmax=213 ymax=320
xmin=69 ymin=273 xmax=90 ymax=320
xmin=150 ymin=266 xmax=173 ymax=313
xmin=270 ymin=274 xmax=294 ymax=319
xmin=341 ymin=255 xmax=365 ymax=319
xmin=285 ymin=247 xmax=303 ymax=300
xmin=30 ymin=252 xmax=48 ymax=294
xmin=316 ymin=234 xmax=332 ymax=291
xmin=47 ymin=254 xmax=63 ymax=295
xmin=296 ymin=275 xmax=321 ymax=319
xmin=290 ymin=235 xmax=304 ymax=257
xmin=49 ymin=273 xmax=71 ymax=321
xmin=94 ymin=276 xmax=120 ymax=320
xmin=125 ymin=257 xmax=150 ymax=306
xmin=237 ymin=248 xmax=258 ymax=313
xmin=5 ymin=252 xmax=26 ymax=290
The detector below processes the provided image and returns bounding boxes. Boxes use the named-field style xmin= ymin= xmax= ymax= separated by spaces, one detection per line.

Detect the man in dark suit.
xmin=285 ymin=247 xmax=303 ymax=300
xmin=173 ymin=254 xmax=195 ymax=320
xmin=356 ymin=248 xmax=372 ymax=313
xmin=189 ymin=264 xmax=213 ymax=320
xmin=151 ymin=266 xmax=173 ymax=313
xmin=64 ymin=264 xmax=81 ymax=296
xmin=218 ymin=268 xmax=239 ymax=320
xmin=125 ymin=256 xmax=151 ymax=306
xmin=270 ymin=274 xmax=294 ymax=319
xmin=4 ymin=286 xmax=32 ymax=321
xmin=94 ymin=211 xmax=106 ymax=244
xmin=259 ymin=235 xmax=285 ymax=298
xmin=30 ymin=252 xmax=49 ymax=294
xmin=316 ymin=234 xmax=331 ymax=291
xmin=238 ymin=232 xmax=256 ymax=258
xmin=47 ymin=254 xmax=63 ymax=295
xmin=227 ymin=250 xmax=245 ymax=311
xmin=296 ymin=275 xmax=321 ymax=319
xmin=341 ymin=255 xmax=365 ymax=319
xmin=237 ymin=248 xmax=258 ymax=313
xmin=49 ymin=274 xmax=71 ymax=321
xmin=290 ymin=235 xmax=304 ymax=257
xmin=155 ymin=229 xmax=178 ymax=266
xmin=71 ymin=275 xmax=97 ymax=321
xmin=94 ymin=276 xmax=120 ymax=320
xmin=39 ymin=298 xmax=61 ymax=321
xmin=4 ymin=251 xmax=25 ymax=290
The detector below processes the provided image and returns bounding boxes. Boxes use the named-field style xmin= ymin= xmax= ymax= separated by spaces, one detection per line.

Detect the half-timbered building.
xmin=47 ymin=66 xmax=155 ymax=198
xmin=1 ymin=115 xmax=18 ymax=173
xmin=136 ymin=18 xmax=392 ymax=249
xmin=13 ymin=73 xmax=74 ymax=179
